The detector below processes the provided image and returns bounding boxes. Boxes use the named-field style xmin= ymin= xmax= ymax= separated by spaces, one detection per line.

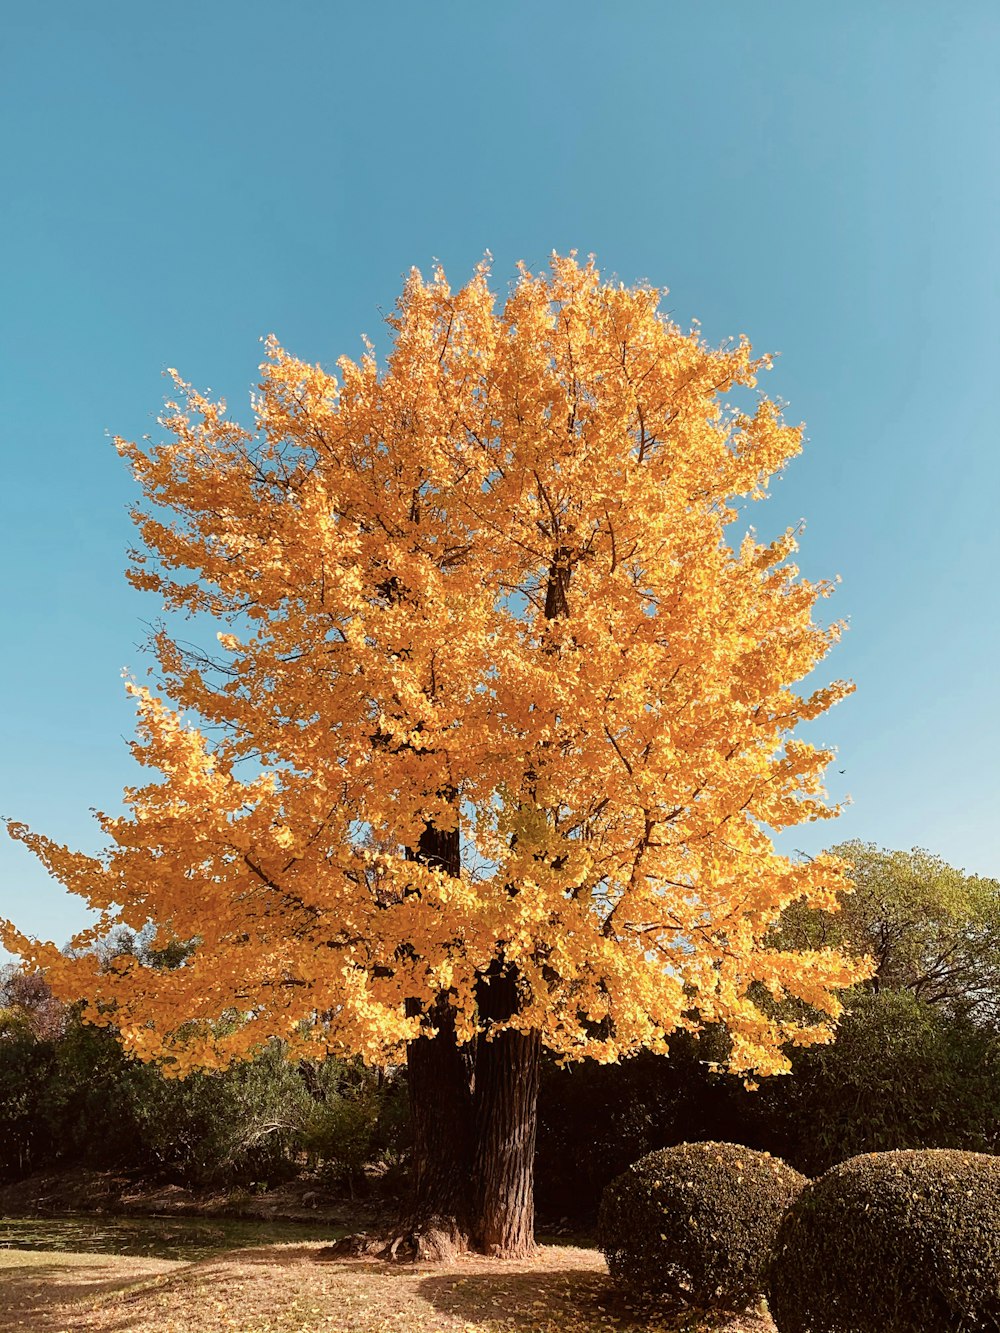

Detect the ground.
xmin=0 ymin=1167 xmax=385 ymax=1229
xmin=0 ymin=1243 xmax=776 ymax=1333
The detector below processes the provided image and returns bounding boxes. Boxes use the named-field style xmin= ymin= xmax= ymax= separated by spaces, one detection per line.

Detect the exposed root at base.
xmin=318 ymin=1215 xmax=472 ymax=1264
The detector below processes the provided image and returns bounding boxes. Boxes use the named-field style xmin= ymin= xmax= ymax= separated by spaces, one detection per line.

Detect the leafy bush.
xmin=598 ymin=1141 xmax=806 ymax=1310
xmin=299 ymin=1060 xmax=408 ymax=1190
xmin=0 ymin=1025 xmax=58 ymax=1179
xmin=767 ymin=1148 xmax=1000 ymax=1333
xmin=131 ymin=1041 xmax=312 ymax=1186
xmin=754 ymin=989 xmax=1000 ymax=1174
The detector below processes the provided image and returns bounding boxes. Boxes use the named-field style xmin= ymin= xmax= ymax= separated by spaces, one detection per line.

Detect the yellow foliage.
xmin=3 ymin=254 xmax=865 ymax=1076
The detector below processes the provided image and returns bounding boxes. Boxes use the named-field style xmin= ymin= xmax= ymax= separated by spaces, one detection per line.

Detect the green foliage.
xmin=0 ymin=1024 xmax=58 ymax=1178
xmin=753 ymin=987 xmax=1000 ymax=1173
xmin=0 ymin=962 xmax=407 ymax=1189
xmin=540 ymin=989 xmax=1000 ymax=1219
xmin=43 ymin=1014 xmax=150 ymax=1167
xmin=767 ymin=1149 xmax=1000 ymax=1333
xmin=127 ymin=1040 xmax=316 ymax=1185
xmin=598 ymin=1142 xmax=806 ymax=1310
xmin=0 ymin=966 xmax=63 ymax=1178
xmin=299 ymin=1060 xmax=408 ymax=1190
xmin=780 ymin=842 xmax=1000 ymax=1021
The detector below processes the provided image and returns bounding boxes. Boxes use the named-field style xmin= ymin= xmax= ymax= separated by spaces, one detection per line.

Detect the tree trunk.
xmin=471 ymin=960 xmax=542 ymax=1256
xmin=405 ymin=997 xmax=474 ymax=1239
xmin=402 ymin=807 xmax=475 ymax=1253
xmin=385 ymin=543 xmax=571 ymax=1260
xmin=462 ymin=554 xmax=568 ymax=1256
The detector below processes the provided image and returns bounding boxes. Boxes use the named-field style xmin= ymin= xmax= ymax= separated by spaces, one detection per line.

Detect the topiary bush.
xmin=598 ymin=1141 xmax=807 ymax=1309
xmin=767 ymin=1148 xmax=1000 ymax=1333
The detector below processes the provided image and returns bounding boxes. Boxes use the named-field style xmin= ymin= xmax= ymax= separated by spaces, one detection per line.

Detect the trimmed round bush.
xmin=598 ymin=1141 xmax=807 ymax=1309
xmin=767 ymin=1148 xmax=1000 ymax=1333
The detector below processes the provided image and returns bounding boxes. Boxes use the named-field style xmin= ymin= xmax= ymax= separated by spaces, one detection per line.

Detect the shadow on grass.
xmin=417 ymin=1267 xmax=722 ymax=1332
xmin=0 ymin=1257 xmax=173 ymax=1333
xmin=196 ymin=1243 xmax=329 ymax=1265
xmin=0 ymin=1215 xmax=346 ymax=1262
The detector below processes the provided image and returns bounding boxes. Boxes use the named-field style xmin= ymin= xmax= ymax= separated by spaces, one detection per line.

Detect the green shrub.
xmin=0 ymin=1026 xmax=58 ymax=1180
xmin=767 ymin=1148 xmax=1000 ymax=1333
xmin=302 ymin=1086 xmax=379 ymax=1186
xmin=755 ymin=990 xmax=1000 ymax=1174
xmin=598 ymin=1141 xmax=806 ymax=1309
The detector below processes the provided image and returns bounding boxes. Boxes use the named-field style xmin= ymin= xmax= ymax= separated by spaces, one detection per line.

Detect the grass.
xmin=0 ymin=1214 xmax=347 ymax=1262
xmin=0 ymin=1242 xmax=776 ymax=1333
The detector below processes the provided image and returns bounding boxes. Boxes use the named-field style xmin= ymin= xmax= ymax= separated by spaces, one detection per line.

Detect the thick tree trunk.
xmin=401 ymin=805 xmax=476 ymax=1255
xmin=406 ymin=998 xmax=474 ymax=1233
xmin=460 ymin=554 xmax=568 ymax=1256
xmin=471 ymin=960 xmax=542 ymax=1256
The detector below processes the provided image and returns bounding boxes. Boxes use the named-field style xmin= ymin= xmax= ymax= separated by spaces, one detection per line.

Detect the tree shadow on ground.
xmin=417 ymin=1267 xmax=770 ymax=1332
xmin=195 ymin=1243 xmax=325 ymax=1265
xmin=0 ymin=1258 xmax=175 ymax=1333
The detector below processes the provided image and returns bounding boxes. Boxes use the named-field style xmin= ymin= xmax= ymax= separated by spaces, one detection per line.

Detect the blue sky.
xmin=2 ymin=2 xmax=999 ymax=954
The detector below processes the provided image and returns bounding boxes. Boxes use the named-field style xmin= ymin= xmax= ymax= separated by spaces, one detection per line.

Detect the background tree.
xmin=0 ymin=965 xmax=63 ymax=1180
xmin=779 ymin=842 xmax=1000 ymax=1021
xmin=536 ymin=841 xmax=1000 ymax=1218
xmin=3 ymin=254 xmax=861 ymax=1257
xmin=0 ymin=955 xmax=407 ymax=1191
xmin=750 ymin=987 xmax=1000 ymax=1173
xmin=0 ymin=963 xmax=65 ymax=1042
xmin=754 ymin=841 xmax=1000 ymax=1173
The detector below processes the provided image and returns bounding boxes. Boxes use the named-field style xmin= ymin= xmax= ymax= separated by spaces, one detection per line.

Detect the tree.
xmin=0 ymin=963 xmax=66 ymax=1042
xmin=778 ymin=842 xmax=1000 ymax=1023
xmin=0 ymin=965 xmax=63 ymax=1180
xmin=3 ymin=254 xmax=862 ymax=1257
xmin=754 ymin=987 xmax=1000 ymax=1173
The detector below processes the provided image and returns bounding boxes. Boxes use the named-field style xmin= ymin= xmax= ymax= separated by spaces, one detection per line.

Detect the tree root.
xmin=318 ymin=1215 xmax=472 ymax=1264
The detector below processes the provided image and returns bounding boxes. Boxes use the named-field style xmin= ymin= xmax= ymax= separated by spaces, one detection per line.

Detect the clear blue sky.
xmin=3 ymin=2 xmax=999 ymax=955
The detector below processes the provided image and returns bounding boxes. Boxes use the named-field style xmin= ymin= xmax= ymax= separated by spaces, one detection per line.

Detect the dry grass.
xmin=0 ymin=1248 xmax=183 ymax=1329
xmin=0 ymin=1243 xmax=776 ymax=1333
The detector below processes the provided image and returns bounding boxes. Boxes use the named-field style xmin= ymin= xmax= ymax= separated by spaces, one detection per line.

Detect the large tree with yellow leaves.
xmin=4 ymin=256 xmax=862 ymax=1257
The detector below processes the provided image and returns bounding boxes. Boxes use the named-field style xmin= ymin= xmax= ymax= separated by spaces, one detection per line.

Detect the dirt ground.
xmin=0 ymin=1243 xmax=776 ymax=1333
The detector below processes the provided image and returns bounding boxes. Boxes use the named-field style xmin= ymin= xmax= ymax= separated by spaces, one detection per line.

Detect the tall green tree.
xmin=779 ymin=842 xmax=1000 ymax=1022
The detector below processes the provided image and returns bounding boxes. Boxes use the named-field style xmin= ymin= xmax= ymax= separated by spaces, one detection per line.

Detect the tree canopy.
xmin=779 ymin=841 xmax=1000 ymax=1022
xmin=3 ymin=254 xmax=861 ymax=1079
